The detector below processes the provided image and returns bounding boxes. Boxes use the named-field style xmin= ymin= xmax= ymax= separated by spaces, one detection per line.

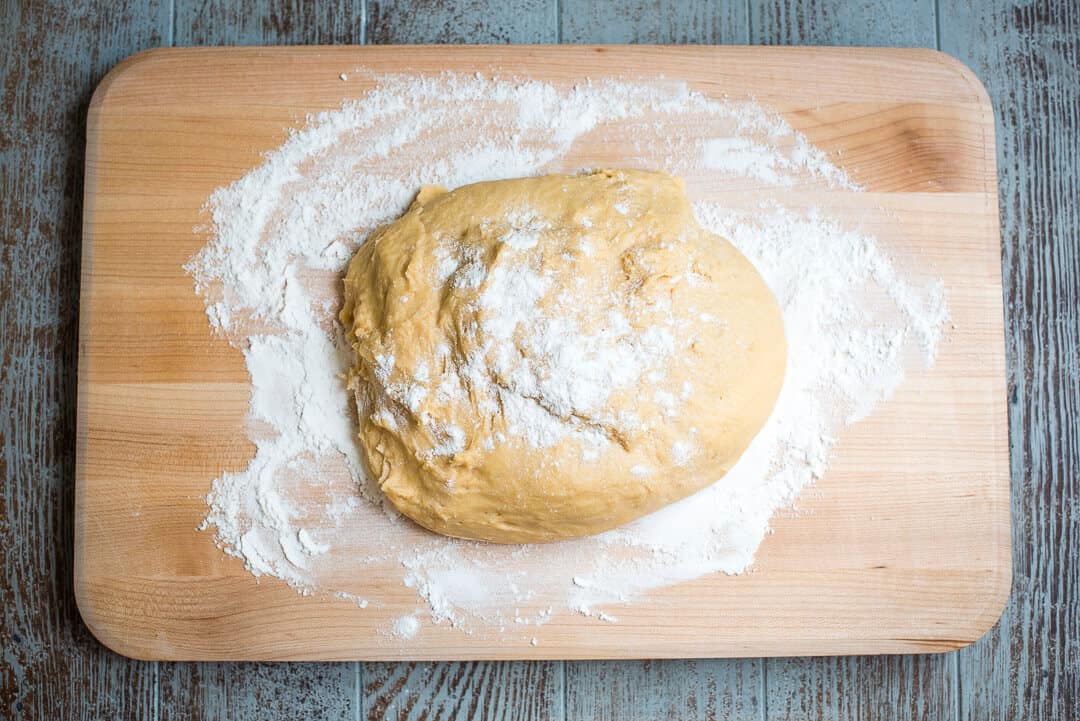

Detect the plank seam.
xmin=359 ymin=0 xmax=367 ymax=45
xmin=953 ymin=651 xmax=962 ymax=721
xmin=560 ymin=659 xmax=567 ymax=721
xmin=760 ymin=659 xmax=768 ymax=721
xmin=355 ymin=661 xmax=362 ymax=721
xmin=168 ymin=0 xmax=176 ymax=47
xmin=933 ymin=0 xmax=942 ymax=51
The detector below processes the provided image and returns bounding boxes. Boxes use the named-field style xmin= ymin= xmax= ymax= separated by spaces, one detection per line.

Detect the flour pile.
xmin=185 ymin=73 xmax=947 ymax=637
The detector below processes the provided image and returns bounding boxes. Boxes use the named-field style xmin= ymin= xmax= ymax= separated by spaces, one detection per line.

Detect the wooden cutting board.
xmin=75 ymin=46 xmax=1009 ymax=661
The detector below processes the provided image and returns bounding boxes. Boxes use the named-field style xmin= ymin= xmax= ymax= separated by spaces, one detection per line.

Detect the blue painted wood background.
xmin=2 ymin=0 xmax=1077 ymax=719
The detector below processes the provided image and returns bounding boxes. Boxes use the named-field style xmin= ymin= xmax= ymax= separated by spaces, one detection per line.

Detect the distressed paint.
xmin=158 ymin=662 xmax=359 ymax=721
xmin=175 ymin=0 xmax=366 ymax=45
xmin=363 ymin=661 xmax=563 ymax=721
xmin=0 ymin=1 xmax=169 ymax=719
xmin=941 ymin=1 xmax=1080 ymax=719
xmin=560 ymin=0 xmax=748 ymax=44
xmin=565 ymin=660 xmax=763 ymax=721
xmin=1 ymin=0 xmax=1077 ymax=720
xmin=367 ymin=0 xmax=558 ymax=44
xmin=765 ymin=655 xmax=957 ymax=720
xmin=749 ymin=0 xmax=938 ymax=46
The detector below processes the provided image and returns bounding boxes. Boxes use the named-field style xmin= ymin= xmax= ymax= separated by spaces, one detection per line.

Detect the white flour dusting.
xmin=415 ymin=231 xmax=681 ymax=457
xmin=185 ymin=73 xmax=947 ymax=639
xmin=391 ymin=615 xmax=420 ymax=640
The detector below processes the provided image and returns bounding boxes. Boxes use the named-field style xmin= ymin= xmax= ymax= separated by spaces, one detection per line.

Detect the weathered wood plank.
xmin=766 ymin=655 xmax=956 ymax=720
xmin=175 ymin=0 xmax=365 ymax=45
xmin=747 ymin=1 xmax=962 ymax=719
xmin=556 ymin=9 xmax=767 ymax=718
xmin=361 ymin=5 xmax=564 ymax=718
xmin=749 ymin=0 xmax=937 ymax=46
xmin=0 ymin=1 xmax=169 ymax=719
xmin=367 ymin=0 xmax=557 ymax=44
xmin=940 ymin=2 xmax=1080 ymax=719
xmin=159 ymin=4 xmax=363 ymax=719
xmin=565 ymin=659 xmax=763 ymax=721
xmin=363 ymin=661 xmax=563 ymax=721
xmin=560 ymin=0 xmax=748 ymax=44
xmin=158 ymin=662 xmax=359 ymax=721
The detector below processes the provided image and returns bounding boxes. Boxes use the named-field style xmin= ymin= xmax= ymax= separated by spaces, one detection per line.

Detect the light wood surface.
xmin=74 ymin=45 xmax=1009 ymax=662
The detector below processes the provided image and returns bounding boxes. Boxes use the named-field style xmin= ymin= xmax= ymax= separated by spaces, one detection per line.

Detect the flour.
xmin=391 ymin=615 xmax=420 ymax=639
xmin=186 ymin=72 xmax=947 ymax=640
xmin=470 ymin=257 xmax=675 ymax=446
xmin=396 ymin=200 xmax=683 ymax=458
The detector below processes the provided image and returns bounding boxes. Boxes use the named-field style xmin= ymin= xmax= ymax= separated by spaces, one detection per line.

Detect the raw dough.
xmin=341 ymin=170 xmax=786 ymax=543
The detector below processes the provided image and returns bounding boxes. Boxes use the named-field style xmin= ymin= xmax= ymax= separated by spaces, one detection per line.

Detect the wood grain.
xmin=941 ymin=1 xmax=1080 ymax=719
xmin=159 ymin=661 xmax=359 ymax=720
xmin=766 ymin=655 xmax=957 ymax=720
xmin=749 ymin=0 xmax=937 ymax=46
xmin=746 ymin=4 xmax=963 ymax=720
xmin=0 ymin=2 xmax=169 ymax=718
xmin=364 ymin=661 xmax=563 ymax=720
xmin=75 ymin=45 xmax=1008 ymax=662
xmin=362 ymin=6 xmax=564 ymax=720
xmin=175 ymin=0 xmax=366 ymax=45
xmin=159 ymin=4 xmax=368 ymax=719
xmin=367 ymin=0 xmax=557 ymax=44
xmin=560 ymin=0 xmax=747 ymax=44
xmin=556 ymin=9 xmax=764 ymax=721
xmin=565 ymin=660 xmax=763 ymax=721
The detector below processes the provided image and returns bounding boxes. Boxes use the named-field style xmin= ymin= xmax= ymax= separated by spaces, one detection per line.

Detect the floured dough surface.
xmin=341 ymin=170 xmax=786 ymax=543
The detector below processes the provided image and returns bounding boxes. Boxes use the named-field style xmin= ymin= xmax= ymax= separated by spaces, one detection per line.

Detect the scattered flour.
xmin=185 ymin=73 xmax=947 ymax=641
xmin=412 ymin=235 xmax=682 ymax=455
xmin=392 ymin=615 xmax=420 ymax=639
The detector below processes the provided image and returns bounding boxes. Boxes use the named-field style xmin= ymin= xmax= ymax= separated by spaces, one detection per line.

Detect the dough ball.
xmin=341 ymin=170 xmax=785 ymax=543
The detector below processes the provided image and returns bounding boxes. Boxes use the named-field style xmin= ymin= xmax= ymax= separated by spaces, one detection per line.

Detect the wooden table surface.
xmin=1 ymin=0 xmax=1076 ymax=719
